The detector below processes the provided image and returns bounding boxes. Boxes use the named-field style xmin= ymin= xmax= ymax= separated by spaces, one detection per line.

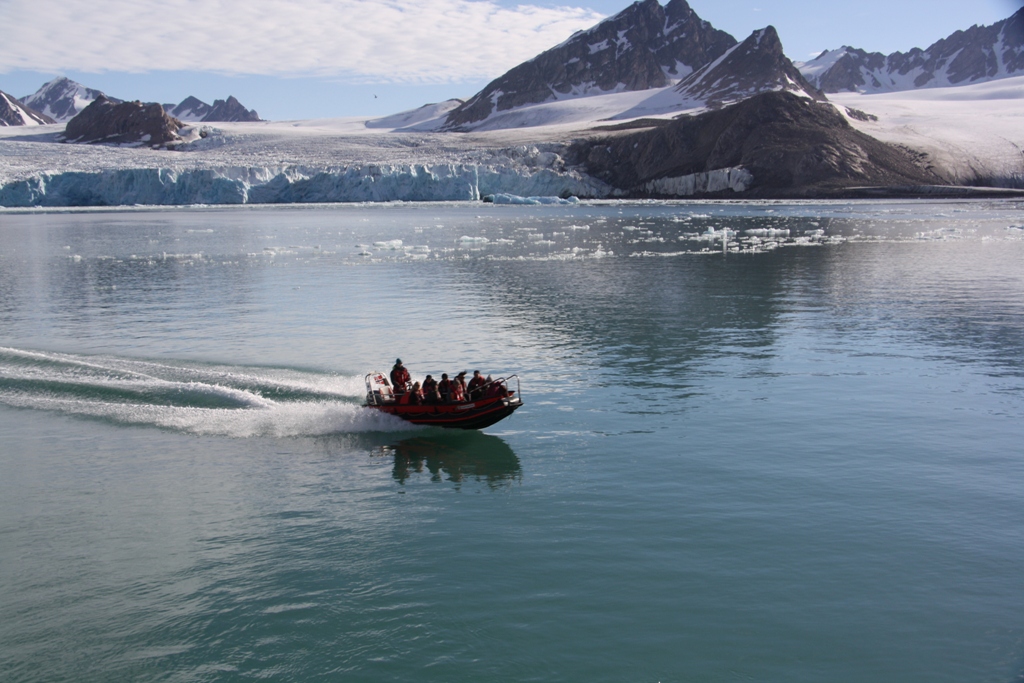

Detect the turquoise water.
xmin=1 ymin=201 xmax=1023 ymax=682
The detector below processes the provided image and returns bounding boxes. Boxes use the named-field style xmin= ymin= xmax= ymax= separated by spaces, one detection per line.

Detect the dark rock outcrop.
xmin=1 ymin=90 xmax=55 ymax=126
xmin=444 ymin=0 xmax=735 ymax=128
xmin=202 ymin=96 xmax=261 ymax=122
xmin=19 ymin=77 xmax=119 ymax=122
xmin=674 ymin=26 xmax=824 ymax=107
xmin=62 ymin=96 xmax=184 ymax=147
xmin=569 ymin=91 xmax=942 ymax=197
xmin=800 ymin=7 xmax=1024 ymax=92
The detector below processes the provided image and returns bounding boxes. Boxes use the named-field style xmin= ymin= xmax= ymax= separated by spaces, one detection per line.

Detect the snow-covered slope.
xmin=830 ymin=75 xmax=1024 ymax=186
xmin=798 ymin=7 xmax=1024 ymax=93
xmin=20 ymin=77 xmax=119 ymax=122
xmin=365 ymin=100 xmax=463 ymax=131
xmin=1 ymin=90 xmax=54 ymax=126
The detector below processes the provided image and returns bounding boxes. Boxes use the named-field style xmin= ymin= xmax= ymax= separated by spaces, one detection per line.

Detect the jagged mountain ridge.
xmin=444 ymin=0 xmax=736 ymax=128
xmin=164 ymin=95 xmax=261 ymax=123
xmin=18 ymin=78 xmax=262 ymax=124
xmin=1 ymin=90 xmax=55 ymax=126
xmin=799 ymin=7 xmax=1024 ymax=92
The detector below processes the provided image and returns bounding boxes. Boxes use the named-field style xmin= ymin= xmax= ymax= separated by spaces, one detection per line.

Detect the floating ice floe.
xmin=373 ymin=239 xmax=403 ymax=249
xmin=744 ymin=228 xmax=791 ymax=237
xmin=482 ymin=193 xmax=580 ymax=205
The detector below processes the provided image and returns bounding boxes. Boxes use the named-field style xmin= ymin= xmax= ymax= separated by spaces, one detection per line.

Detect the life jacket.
xmin=391 ymin=366 xmax=410 ymax=391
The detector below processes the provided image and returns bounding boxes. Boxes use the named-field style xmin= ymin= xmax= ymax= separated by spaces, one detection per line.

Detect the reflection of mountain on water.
xmin=380 ymin=432 xmax=521 ymax=488
xmin=457 ymin=232 xmax=1024 ymax=384
xmin=456 ymin=251 xmax=794 ymax=391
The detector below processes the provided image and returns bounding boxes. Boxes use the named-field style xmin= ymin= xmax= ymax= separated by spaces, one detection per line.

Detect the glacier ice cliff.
xmin=0 ymin=163 xmax=616 ymax=207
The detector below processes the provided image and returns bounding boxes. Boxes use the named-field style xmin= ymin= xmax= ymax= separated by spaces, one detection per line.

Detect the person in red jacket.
xmin=451 ymin=372 xmax=466 ymax=402
xmin=390 ymin=358 xmax=411 ymax=394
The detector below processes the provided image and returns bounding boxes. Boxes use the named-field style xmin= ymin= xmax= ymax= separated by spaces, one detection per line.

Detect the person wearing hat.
xmin=390 ymin=358 xmax=411 ymax=394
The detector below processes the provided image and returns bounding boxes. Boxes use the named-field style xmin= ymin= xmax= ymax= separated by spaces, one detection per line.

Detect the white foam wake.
xmin=0 ymin=347 xmax=416 ymax=437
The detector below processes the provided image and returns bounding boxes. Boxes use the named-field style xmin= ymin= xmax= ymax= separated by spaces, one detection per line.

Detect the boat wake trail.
xmin=0 ymin=347 xmax=416 ymax=437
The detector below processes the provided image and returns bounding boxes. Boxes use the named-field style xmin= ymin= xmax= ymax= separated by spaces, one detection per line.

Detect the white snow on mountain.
xmin=0 ymin=91 xmax=51 ymax=126
xmin=795 ymin=48 xmax=848 ymax=82
xmin=831 ymin=74 xmax=1024 ymax=185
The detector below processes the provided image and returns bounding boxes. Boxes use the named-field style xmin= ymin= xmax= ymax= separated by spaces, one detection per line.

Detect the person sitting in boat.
xmin=390 ymin=358 xmax=411 ymax=394
xmin=422 ymin=375 xmax=439 ymax=404
xmin=451 ymin=372 xmax=466 ymax=402
xmin=485 ymin=375 xmax=509 ymax=399
xmin=467 ymin=370 xmax=486 ymax=400
xmin=399 ymin=381 xmax=423 ymax=405
xmin=437 ymin=373 xmax=453 ymax=403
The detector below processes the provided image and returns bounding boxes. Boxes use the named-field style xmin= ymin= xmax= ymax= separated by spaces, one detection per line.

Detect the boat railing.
xmin=365 ymin=372 xmax=395 ymax=406
xmin=474 ymin=375 xmax=521 ymax=403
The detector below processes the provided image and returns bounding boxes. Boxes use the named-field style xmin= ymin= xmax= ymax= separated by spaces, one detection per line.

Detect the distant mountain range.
xmin=2 ymin=76 xmax=261 ymax=126
xmin=797 ymin=7 xmax=1024 ymax=92
xmin=163 ymin=95 xmax=261 ymax=123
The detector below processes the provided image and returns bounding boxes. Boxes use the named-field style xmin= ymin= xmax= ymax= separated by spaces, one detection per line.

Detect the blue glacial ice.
xmin=0 ymin=163 xmax=617 ymax=207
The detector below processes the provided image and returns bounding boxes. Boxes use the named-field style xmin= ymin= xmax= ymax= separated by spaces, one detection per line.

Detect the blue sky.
xmin=1 ymin=0 xmax=1020 ymax=121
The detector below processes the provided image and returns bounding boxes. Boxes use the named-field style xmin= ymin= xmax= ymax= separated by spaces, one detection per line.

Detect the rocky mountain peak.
xmin=164 ymin=96 xmax=213 ymax=122
xmin=443 ymin=0 xmax=735 ymax=129
xmin=20 ymin=77 xmax=120 ymax=122
xmin=674 ymin=25 xmax=824 ymax=108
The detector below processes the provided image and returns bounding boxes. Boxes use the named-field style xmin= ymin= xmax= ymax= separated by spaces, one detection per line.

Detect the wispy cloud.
xmin=0 ymin=0 xmax=604 ymax=83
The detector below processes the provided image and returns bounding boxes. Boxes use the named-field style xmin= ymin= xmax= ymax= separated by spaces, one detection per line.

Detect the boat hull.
xmin=367 ymin=396 xmax=523 ymax=430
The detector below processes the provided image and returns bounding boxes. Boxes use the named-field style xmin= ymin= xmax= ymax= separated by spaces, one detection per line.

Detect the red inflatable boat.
xmin=364 ymin=372 xmax=523 ymax=430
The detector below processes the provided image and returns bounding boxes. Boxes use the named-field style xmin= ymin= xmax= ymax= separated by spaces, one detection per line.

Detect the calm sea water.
xmin=1 ymin=201 xmax=1023 ymax=682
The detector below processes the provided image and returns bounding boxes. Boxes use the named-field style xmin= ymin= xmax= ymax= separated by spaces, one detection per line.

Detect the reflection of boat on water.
xmin=380 ymin=432 xmax=521 ymax=486
xmin=364 ymin=372 xmax=523 ymax=429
